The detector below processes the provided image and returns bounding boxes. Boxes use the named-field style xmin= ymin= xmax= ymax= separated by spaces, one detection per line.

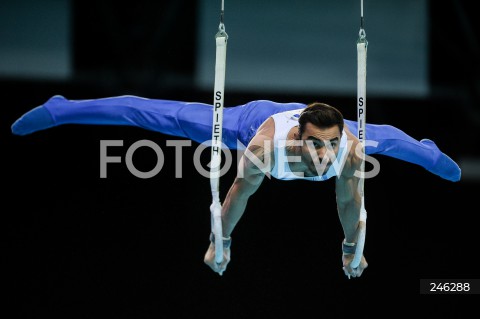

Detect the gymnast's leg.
xmin=11 ymin=95 xmax=249 ymax=149
xmin=344 ymin=119 xmax=461 ymax=182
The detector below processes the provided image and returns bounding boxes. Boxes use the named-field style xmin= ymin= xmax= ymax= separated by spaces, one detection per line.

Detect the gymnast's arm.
xmin=335 ymin=137 xmax=368 ymax=277
xmin=221 ymin=142 xmax=270 ymax=237
xmin=204 ymin=133 xmax=272 ymax=274
xmin=220 ymin=116 xmax=276 ymax=238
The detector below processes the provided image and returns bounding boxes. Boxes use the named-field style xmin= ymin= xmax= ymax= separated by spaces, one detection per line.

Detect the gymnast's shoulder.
xmin=242 ymin=118 xmax=275 ymax=168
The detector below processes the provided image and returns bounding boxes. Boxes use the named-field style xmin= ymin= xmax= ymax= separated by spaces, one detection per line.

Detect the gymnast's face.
xmin=299 ymin=123 xmax=341 ymax=173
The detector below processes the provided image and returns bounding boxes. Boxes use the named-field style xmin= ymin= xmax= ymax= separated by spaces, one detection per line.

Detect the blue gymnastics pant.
xmin=11 ymin=95 xmax=461 ymax=182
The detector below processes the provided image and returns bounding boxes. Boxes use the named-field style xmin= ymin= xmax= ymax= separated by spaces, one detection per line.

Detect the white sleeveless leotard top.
xmin=269 ymin=109 xmax=348 ymax=181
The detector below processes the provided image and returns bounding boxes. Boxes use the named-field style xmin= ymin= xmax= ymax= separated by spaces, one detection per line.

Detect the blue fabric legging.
xmin=11 ymin=95 xmax=461 ymax=182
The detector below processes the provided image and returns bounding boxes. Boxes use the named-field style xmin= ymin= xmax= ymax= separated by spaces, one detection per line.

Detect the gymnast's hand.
xmin=204 ymin=241 xmax=231 ymax=276
xmin=342 ymin=253 xmax=368 ymax=278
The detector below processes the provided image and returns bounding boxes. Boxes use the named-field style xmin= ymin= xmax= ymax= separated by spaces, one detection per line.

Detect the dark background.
xmin=2 ymin=0 xmax=479 ymax=317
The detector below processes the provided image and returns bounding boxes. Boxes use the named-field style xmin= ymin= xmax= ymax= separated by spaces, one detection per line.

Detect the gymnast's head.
xmin=296 ymin=102 xmax=344 ymax=165
xmin=298 ymin=102 xmax=344 ymax=138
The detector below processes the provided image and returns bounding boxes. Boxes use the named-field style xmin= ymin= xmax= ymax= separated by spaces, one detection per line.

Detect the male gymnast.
xmin=11 ymin=95 xmax=461 ymax=278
